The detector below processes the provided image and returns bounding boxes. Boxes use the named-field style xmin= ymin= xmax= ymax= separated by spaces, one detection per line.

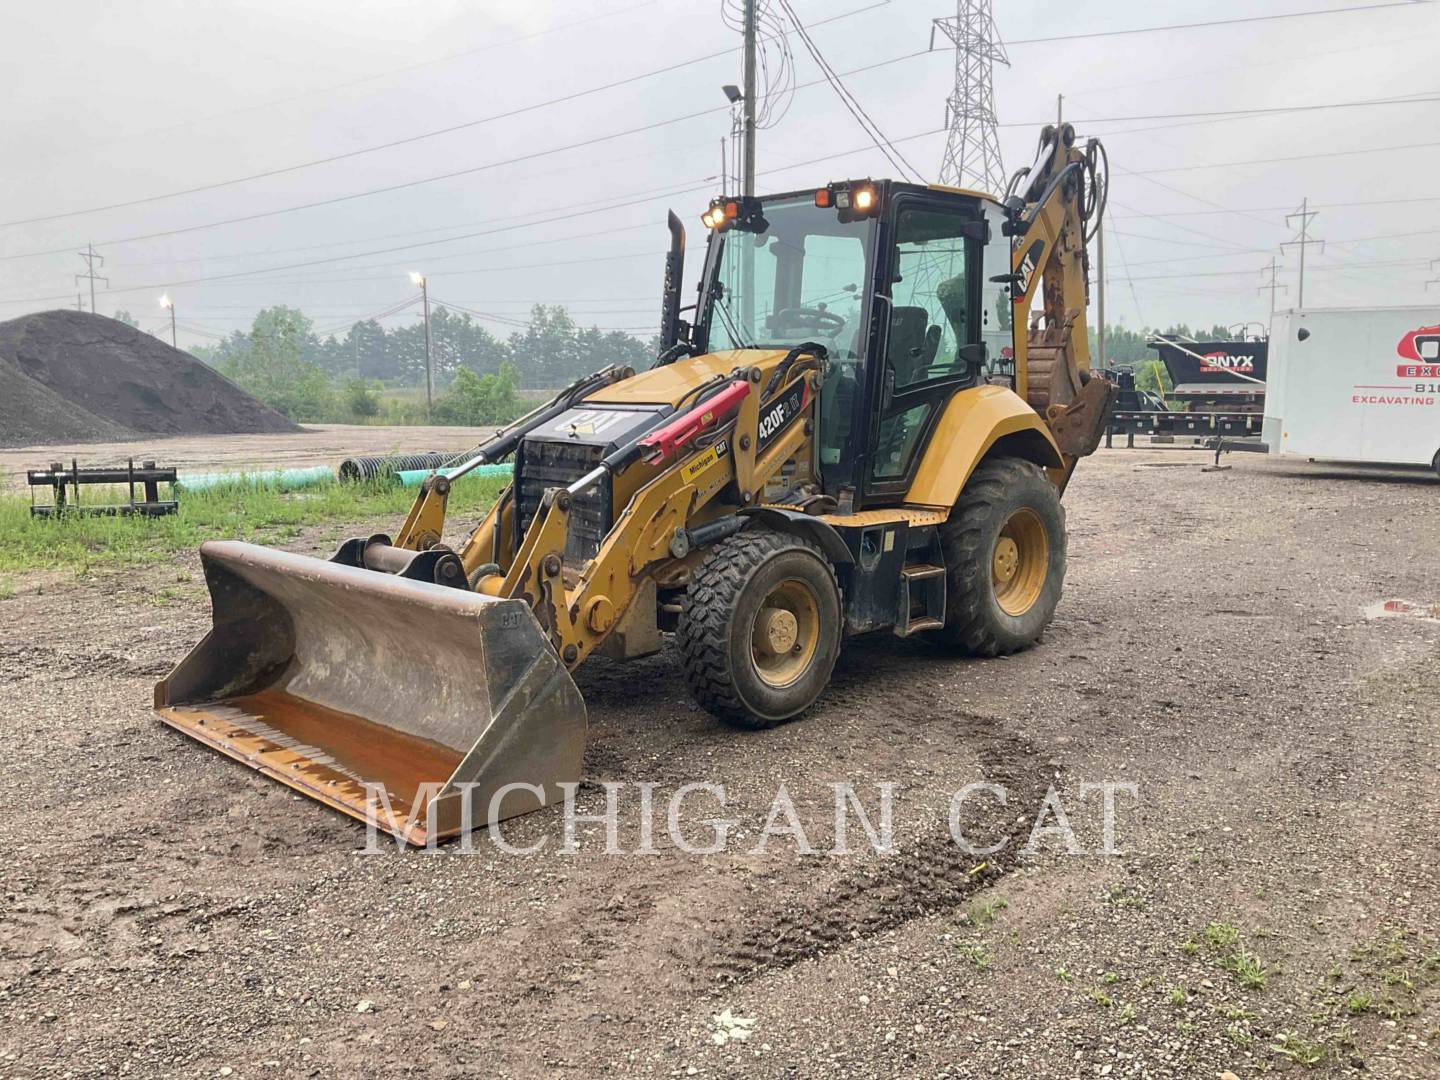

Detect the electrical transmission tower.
xmin=1259 ymin=257 xmax=1287 ymax=321
xmin=1281 ymin=199 xmax=1323 ymax=310
xmin=931 ymin=0 xmax=1009 ymax=194
xmin=75 ymin=243 xmax=107 ymax=314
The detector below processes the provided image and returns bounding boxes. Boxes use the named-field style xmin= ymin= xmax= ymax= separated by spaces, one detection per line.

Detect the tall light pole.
xmin=158 ymin=294 xmax=176 ymax=348
xmin=409 ymin=271 xmax=434 ymax=419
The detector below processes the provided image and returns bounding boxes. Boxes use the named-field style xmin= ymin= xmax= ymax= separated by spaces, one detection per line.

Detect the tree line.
xmin=184 ymin=304 xmax=659 ymax=423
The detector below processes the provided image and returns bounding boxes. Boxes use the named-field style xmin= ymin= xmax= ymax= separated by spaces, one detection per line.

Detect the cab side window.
xmin=888 ymin=209 xmax=978 ymax=389
xmin=869 ymin=204 xmax=981 ymax=485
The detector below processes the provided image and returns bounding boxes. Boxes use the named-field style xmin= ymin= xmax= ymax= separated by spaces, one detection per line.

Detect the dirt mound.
xmin=0 ymin=356 xmax=134 ymax=446
xmin=0 ymin=310 xmax=299 ymax=447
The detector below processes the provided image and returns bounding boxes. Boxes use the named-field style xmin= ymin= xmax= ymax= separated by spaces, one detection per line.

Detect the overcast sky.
xmin=1 ymin=0 xmax=1436 ymax=350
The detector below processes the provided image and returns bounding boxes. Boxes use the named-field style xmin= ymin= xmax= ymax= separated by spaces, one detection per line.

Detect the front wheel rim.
xmin=992 ymin=507 xmax=1049 ymax=617
xmin=750 ymin=577 xmax=821 ymax=688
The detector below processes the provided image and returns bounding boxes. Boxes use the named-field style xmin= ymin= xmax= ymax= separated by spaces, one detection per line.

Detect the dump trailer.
xmin=157 ymin=123 xmax=1116 ymax=844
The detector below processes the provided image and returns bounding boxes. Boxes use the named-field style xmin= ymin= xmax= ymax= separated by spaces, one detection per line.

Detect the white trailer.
xmin=1263 ymin=306 xmax=1440 ymax=474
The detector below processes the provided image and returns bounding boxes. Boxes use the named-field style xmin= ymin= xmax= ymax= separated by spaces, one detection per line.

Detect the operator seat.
xmin=886 ymin=306 xmax=931 ymax=387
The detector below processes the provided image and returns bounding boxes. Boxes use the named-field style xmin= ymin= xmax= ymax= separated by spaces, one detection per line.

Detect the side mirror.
xmin=958 ymin=342 xmax=987 ymax=368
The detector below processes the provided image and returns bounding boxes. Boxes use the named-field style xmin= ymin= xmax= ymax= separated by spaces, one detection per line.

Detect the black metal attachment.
xmin=27 ymin=458 xmax=178 ymax=517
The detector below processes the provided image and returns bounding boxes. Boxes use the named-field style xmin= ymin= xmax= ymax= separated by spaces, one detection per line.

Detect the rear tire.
xmin=678 ymin=529 xmax=842 ymax=729
xmin=933 ymin=456 xmax=1066 ymax=656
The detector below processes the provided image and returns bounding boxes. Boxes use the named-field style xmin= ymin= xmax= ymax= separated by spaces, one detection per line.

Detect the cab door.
xmin=863 ymin=194 xmax=987 ymax=502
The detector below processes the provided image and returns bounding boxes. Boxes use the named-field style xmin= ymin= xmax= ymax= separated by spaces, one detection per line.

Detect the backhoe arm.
xmin=1006 ymin=124 xmax=1115 ymax=475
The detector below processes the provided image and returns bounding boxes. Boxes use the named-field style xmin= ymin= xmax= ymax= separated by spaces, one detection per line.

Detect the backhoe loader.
xmin=156 ymin=123 xmax=1115 ymax=844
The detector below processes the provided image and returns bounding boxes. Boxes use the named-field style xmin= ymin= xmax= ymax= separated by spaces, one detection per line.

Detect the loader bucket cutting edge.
xmin=154 ymin=540 xmax=586 ymax=845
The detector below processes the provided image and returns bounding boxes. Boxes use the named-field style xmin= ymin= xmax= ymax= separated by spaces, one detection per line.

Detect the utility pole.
xmin=410 ymin=272 xmax=434 ymax=418
xmin=75 ymin=294 xmax=83 ymax=311
xmin=158 ymin=294 xmax=177 ymax=347
xmin=741 ymin=0 xmax=757 ymax=196
xmin=1282 ymin=199 xmax=1323 ymax=311
xmin=1259 ymin=257 xmax=1287 ymax=322
xmin=1096 ymin=220 xmax=1106 ymax=370
xmin=76 ymin=243 xmax=107 ymax=314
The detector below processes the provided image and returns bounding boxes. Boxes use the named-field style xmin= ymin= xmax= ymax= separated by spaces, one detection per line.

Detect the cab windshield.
xmin=706 ymin=196 xmax=874 ymax=359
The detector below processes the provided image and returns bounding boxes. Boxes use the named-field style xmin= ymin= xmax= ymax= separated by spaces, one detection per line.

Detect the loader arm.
xmin=482 ymin=354 xmax=824 ymax=668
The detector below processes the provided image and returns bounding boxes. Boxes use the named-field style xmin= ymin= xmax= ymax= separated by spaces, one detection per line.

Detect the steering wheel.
xmin=770 ymin=306 xmax=846 ymax=338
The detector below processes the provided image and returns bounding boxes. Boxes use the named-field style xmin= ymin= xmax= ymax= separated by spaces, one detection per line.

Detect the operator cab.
xmin=690 ymin=181 xmax=1015 ymax=505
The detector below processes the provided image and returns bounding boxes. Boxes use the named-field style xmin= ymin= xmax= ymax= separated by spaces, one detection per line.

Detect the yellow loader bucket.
xmin=155 ymin=540 xmax=585 ymax=845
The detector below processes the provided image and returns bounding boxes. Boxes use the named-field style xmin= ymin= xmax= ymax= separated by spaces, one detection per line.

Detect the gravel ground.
xmin=1 ymin=445 xmax=1437 ymax=1079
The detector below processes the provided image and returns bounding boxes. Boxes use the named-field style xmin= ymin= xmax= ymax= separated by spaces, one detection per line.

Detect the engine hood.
xmin=582 ymin=348 xmax=791 ymax=407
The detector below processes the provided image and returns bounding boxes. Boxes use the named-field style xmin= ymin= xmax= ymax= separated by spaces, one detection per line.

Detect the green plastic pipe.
xmin=397 ymin=463 xmax=513 ymax=486
xmin=174 ymin=465 xmax=334 ymax=493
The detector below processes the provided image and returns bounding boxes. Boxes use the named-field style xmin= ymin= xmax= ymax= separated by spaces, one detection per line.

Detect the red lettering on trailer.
xmin=1352 ymin=394 xmax=1436 ymax=405
xmin=1397 ymin=363 xmax=1440 ymax=378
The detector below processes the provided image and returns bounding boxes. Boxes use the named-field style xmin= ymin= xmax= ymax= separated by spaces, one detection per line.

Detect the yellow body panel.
xmin=904 ymin=385 xmax=1063 ymax=510
xmin=926 ymin=183 xmax=998 ymax=203
xmin=817 ymin=507 xmax=948 ymax=528
xmin=584 ymin=350 xmax=784 ymax=406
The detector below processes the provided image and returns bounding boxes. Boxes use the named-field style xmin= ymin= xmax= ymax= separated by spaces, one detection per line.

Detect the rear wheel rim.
xmin=992 ymin=507 xmax=1049 ymax=617
xmin=750 ymin=577 xmax=821 ymax=688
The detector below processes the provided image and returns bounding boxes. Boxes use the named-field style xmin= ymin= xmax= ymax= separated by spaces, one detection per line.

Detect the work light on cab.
xmin=816 ymin=181 xmax=880 ymax=220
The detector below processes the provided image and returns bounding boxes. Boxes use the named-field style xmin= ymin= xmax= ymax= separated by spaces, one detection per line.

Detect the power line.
xmin=12 ymin=81 xmax=1435 ymax=266
xmin=0 ymin=1 xmax=889 ymax=230
xmin=1003 ymin=1 xmax=1429 ymax=47
xmin=8 ymin=2 xmax=1432 ymax=239
xmin=1111 ymin=163 xmax=1280 ymax=232
xmin=1128 ymin=138 xmax=1440 ymax=176
xmin=0 ymin=122 xmax=969 ymax=303
xmin=1123 ymin=255 xmax=1424 ymax=282
xmin=1108 ymin=195 xmax=1440 ymax=220
xmin=776 ymin=0 xmax=922 ymax=182
xmin=60 ymin=2 xmax=655 ymax=160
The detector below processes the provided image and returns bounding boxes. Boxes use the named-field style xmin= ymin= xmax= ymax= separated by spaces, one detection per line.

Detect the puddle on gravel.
xmin=1363 ymin=598 xmax=1440 ymax=623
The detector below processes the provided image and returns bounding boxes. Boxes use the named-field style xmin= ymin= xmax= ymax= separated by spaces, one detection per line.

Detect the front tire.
xmin=933 ymin=456 xmax=1066 ymax=656
xmin=678 ymin=529 xmax=842 ymax=729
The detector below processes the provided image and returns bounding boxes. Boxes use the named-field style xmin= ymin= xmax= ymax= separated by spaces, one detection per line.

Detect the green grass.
xmin=1203 ymin=921 xmax=1240 ymax=950
xmin=1 ymin=474 xmax=507 ymax=575
xmin=1272 ymin=1031 xmax=1328 ymax=1066
xmin=956 ymin=940 xmax=992 ymax=971
xmin=1197 ymin=921 xmax=1269 ymax=990
xmin=964 ymin=896 xmax=1009 ymax=928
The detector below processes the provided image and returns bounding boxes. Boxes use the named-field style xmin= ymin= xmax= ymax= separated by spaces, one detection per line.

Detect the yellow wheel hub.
xmin=992 ymin=508 xmax=1048 ymax=617
xmin=751 ymin=578 xmax=820 ymax=688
